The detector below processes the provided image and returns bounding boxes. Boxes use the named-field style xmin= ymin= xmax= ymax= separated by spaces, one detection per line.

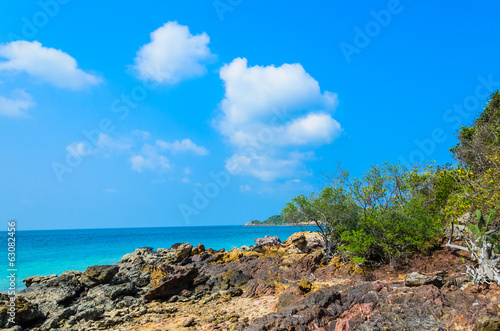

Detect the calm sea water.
xmin=0 ymin=225 xmax=308 ymax=292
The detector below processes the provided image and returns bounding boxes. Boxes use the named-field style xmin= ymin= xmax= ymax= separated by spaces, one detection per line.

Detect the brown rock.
xmin=404 ymin=272 xmax=441 ymax=287
xmin=191 ymin=243 xmax=205 ymax=255
xmin=0 ymin=297 xmax=44 ymax=328
xmin=174 ymin=243 xmax=193 ymax=262
xmin=84 ymin=265 xmax=119 ymax=284
xmin=243 ymin=280 xmax=275 ymax=298
xmin=145 ymin=264 xmax=197 ymax=300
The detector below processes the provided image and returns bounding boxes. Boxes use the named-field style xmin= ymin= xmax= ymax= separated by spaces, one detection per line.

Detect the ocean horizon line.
xmin=0 ymin=223 xmax=308 ymax=233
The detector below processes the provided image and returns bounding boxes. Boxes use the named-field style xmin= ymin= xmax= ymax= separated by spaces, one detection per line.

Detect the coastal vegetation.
xmin=245 ymin=214 xmax=313 ymax=226
xmin=283 ymin=91 xmax=500 ymax=284
xmin=247 ymin=215 xmax=286 ymax=225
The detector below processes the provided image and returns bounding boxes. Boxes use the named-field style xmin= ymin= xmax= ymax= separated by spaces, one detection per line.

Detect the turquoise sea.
xmin=0 ymin=225 xmax=308 ymax=292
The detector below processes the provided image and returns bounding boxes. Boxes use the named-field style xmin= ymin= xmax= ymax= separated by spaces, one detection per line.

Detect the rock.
xmin=191 ymin=243 xmax=205 ymax=255
xmin=305 ymin=233 xmax=323 ymax=250
xmin=88 ymin=283 xmax=136 ymax=300
xmin=243 ymin=280 xmax=275 ymax=298
xmin=222 ymin=269 xmax=252 ymax=287
xmin=299 ymin=278 xmax=313 ymax=293
xmin=145 ymin=264 xmax=198 ymax=300
xmin=74 ymin=307 xmax=104 ymax=321
xmin=0 ymin=296 xmax=44 ymax=328
xmin=291 ymin=233 xmax=307 ymax=250
xmin=182 ymin=316 xmax=196 ymax=327
xmin=136 ymin=246 xmax=154 ymax=255
xmin=249 ymin=286 xmax=341 ymax=330
xmin=84 ymin=265 xmax=119 ymax=284
xmin=115 ymin=296 xmax=138 ymax=309
xmin=404 ymin=272 xmax=441 ymax=287
xmin=228 ymin=287 xmax=243 ymax=297
xmin=39 ymin=317 xmax=58 ymax=330
xmin=276 ymin=285 xmax=303 ymax=310
xmin=175 ymin=243 xmax=193 ymax=262
xmin=255 ymin=235 xmax=281 ymax=247
xmin=23 ymin=274 xmax=57 ymax=288
xmin=474 ymin=316 xmax=500 ymax=331
xmin=18 ymin=272 xmax=84 ymax=314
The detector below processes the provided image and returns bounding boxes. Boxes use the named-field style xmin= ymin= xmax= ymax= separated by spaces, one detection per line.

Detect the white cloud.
xmin=104 ymin=188 xmax=117 ymax=193
xmin=0 ymin=89 xmax=35 ymax=117
xmin=66 ymin=134 xmax=130 ymax=158
xmin=215 ymin=58 xmax=342 ymax=181
xmin=283 ymin=113 xmax=341 ymax=145
xmin=130 ymin=144 xmax=170 ymax=173
xmin=133 ymin=21 xmax=214 ymax=84
xmin=130 ymin=138 xmax=207 ymax=174
xmin=65 ymin=132 xmax=207 ymax=175
xmin=0 ymin=41 xmax=101 ymax=90
xmin=156 ymin=138 xmax=209 ymax=155
xmin=225 ymin=152 xmax=308 ymax=182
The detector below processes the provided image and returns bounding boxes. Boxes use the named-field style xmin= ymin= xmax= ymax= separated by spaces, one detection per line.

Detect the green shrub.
xmin=283 ymin=162 xmax=444 ymax=266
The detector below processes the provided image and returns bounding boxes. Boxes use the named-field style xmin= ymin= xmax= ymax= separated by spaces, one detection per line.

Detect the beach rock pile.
xmin=1 ymin=231 xmax=500 ymax=330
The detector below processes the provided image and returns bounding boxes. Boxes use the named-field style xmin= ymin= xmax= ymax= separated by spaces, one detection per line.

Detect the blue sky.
xmin=1 ymin=0 xmax=499 ymax=230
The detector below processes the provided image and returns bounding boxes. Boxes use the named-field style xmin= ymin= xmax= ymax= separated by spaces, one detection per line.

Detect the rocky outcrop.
xmin=404 ymin=271 xmax=443 ymax=287
xmin=144 ymin=264 xmax=197 ymax=300
xmin=1 ymin=232 xmax=499 ymax=330
xmin=254 ymin=235 xmax=281 ymax=247
xmin=0 ymin=295 xmax=44 ymax=329
xmin=84 ymin=265 xmax=119 ymax=284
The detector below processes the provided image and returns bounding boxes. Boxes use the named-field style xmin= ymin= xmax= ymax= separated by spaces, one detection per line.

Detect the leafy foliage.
xmin=451 ymin=91 xmax=500 ymax=174
xmin=283 ymin=163 xmax=443 ymax=265
xmin=467 ymin=204 xmax=500 ymax=254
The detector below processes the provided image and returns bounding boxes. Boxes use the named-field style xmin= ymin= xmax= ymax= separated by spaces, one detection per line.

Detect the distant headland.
xmin=244 ymin=215 xmax=315 ymax=227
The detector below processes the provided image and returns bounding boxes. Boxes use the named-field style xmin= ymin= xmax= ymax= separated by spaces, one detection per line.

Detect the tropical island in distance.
xmin=244 ymin=215 xmax=315 ymax=226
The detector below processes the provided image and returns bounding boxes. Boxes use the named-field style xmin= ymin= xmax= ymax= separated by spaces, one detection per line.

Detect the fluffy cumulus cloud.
xmin=0 ymin=41 xmax=101 ymax=90
xmin=133 ymin=21 xmax=215 ymax=84
xmin=0 ymin=89 xmax=35 ymax=117
xmin=215 ymin=58 xmax=342 ymax=181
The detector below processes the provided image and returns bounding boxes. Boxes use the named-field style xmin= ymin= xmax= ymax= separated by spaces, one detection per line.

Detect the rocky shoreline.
xmin=1 ymin=232 xmax=500 ymax=330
